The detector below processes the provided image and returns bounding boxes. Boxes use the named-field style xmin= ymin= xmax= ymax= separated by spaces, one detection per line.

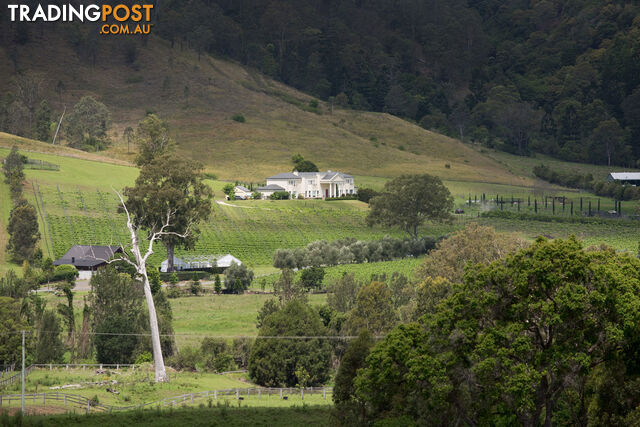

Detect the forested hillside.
xmin=151 ymin=0 xmax=640 ymax=166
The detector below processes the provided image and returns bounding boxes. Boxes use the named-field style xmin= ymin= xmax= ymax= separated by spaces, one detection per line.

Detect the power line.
xmin=0 ymin=330 xmax=385 ymax=340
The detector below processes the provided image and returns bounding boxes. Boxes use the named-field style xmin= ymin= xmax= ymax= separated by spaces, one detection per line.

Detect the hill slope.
xmin=0 ymin=30 xmax=529 ymax=185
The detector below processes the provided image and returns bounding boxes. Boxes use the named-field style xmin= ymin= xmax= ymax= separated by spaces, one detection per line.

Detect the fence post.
xmin=588 ymin=201 xmax=591 ymax=216
xmin=323 ymin=388 xmax=326 ymax=400
xmin=64 ymin=395 xmax=67 ymax=408
xmin=258 ymin=389 xmax=261 ymax=399
xmin=66 ymin=364 xmax=69 ymax=371
xmin=214 ymin=390 xmax=217 ymax=400
xmin=534 ymin=199 xmax=537 ymax=213
xmin=280 ymin=389 xmax=283 ymax=399
xmin=580 ymin=198 xmax=583 ymax=212
xmin=552 ymin=197 xmax=555 ymax=215
xmin=597 ymin=199 xmax=600 ymax=212
xmin=49 ymin=364 xmax=52 ymax=371
xmin=236 ymin=389 xmax=239 ymax=400
xmin=301 ymin=389 xmax=304 ymax=400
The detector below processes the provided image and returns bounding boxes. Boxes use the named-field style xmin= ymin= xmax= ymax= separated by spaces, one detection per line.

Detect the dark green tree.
xmin=124 ymin=154 xmax=212 ymax=272
xmin=34 ymin=310 xmax=64 ymax=363
xmin=34 ymin=99 xmax=51 ymax=142
xmin=291 ymin=153 xmax=318 ymax=172
xmin=6 ymin=199 xmax=40 ymax=263
xmin=224 ymin=263 xmax=253 ymax=294
xmin=367 ymin=174 xmax=453 ymax=238
xmin=249 ymin=300 xmax=331 ymax=387
xmin=298 ymin=267 xmax=325 ymax=291
xmin=355 ymin=237 xmax=640 ymax=425
xmin=333 ymin=330 xmax=374 ymax=424
xmin=214 ymin=274 xmax=222 ymax=294
xmin=89 ymin=267 xmax=145 ymax=364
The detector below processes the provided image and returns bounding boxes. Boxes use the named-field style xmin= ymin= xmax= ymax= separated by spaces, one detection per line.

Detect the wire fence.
xmin=0 ymin=387 xmax=333 ymax=413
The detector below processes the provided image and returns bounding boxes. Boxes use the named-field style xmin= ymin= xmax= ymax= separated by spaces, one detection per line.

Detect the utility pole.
xmin=21 ymin=330 xmax=25 ymax=414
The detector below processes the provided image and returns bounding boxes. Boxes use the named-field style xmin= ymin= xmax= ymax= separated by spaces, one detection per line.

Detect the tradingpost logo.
xmin=7 ymin=3 xmax=154 ymax=35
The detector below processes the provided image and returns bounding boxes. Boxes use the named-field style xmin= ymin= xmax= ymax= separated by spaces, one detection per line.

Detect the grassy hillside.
xmin=0 ymin=31 xmax=529 ymax=185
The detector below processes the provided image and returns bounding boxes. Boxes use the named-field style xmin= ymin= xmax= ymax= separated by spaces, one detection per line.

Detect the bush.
xmin=356 ymin=188 xmax=379 ymax=203
xmin=249 ymin=300 xmax=331 ymax=387
xmin=270 ymin=191 xmax=290 ymax=200
xmin=52 ymin=264 xmax=78 ymax=282
xmin=168 ymin=346 xmax=202 ymax=371
xmin=231 ymin=114 xmax=246 ymax=123
xmin=273 ymin=236 xmax=437 ymax=269
xmin=224 ymin=263 xmax=254 ymax=294
xmin=298 ymin=267 xmax=325 ymax=290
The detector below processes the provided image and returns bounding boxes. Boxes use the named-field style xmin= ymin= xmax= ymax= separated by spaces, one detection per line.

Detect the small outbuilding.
xmin=53 ymin=245 xmax=123 ymax=279
xmin=234 ymin=186 xmax=253 ymax=200
xmin=159 ymin=254 xmax=242 ymax=273
xmin=607 ymin=172 xmax=640 ymax=185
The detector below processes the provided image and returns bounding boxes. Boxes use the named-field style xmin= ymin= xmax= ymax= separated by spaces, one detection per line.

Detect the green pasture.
xmin=0 ymin=367 xmax=332 ymax=410
xmin=169 ymin=293 xmax=328 ymax=349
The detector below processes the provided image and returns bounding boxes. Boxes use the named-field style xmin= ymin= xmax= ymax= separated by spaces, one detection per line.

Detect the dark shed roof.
xmin=53 ymin=245 xmax=123 ymax=268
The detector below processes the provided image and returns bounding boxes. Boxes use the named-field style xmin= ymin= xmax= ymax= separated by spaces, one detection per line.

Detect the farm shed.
xmin=607 ymin=172 xmax=640 ymax=185
xmin=53 ymin=245 xmax=123 ymax=279
xmin=160 ymin=254 xmax=242 ymax=273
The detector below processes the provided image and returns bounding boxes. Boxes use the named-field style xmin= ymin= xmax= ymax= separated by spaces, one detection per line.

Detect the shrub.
xmin=270 ymin=191 xmax=290 ymax=200
xmin=168 ymin=346 xmax=202 ymax=371
xmin=298 ymin=267 xmax=325 ymax=290
xmin=231 ymin=113 xmax=245 ymax=123
xmin=224 ymin=263 xmax=254 ymax=293
xmin=52 ymin=264 xmax=78 ymax=282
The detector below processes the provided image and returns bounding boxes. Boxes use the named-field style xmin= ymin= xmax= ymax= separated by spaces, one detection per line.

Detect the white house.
xmin=258 ymin=170 xmax=356 ymax=199
xmin=234 ymin=185 xmax=253 ymax=200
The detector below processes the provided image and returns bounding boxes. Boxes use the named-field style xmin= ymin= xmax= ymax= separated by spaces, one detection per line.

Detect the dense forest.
xmin=153 ymin=0 xmax=640 ymax=166
xmin=2 ymin=1 xmax=640 ymax=167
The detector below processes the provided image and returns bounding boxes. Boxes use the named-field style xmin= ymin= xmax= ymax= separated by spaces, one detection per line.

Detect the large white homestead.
xmin=257 ymin=170 xmax=356 ymax=199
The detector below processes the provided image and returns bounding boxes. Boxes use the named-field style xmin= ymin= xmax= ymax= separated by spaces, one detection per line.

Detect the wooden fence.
xmin=0 ymin=387 xmax=333 ymax=414
xmin=0 ymin=366 xmax=34 ymax=388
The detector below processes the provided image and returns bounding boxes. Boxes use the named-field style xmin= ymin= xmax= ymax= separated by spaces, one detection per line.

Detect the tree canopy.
xmin=367 ymin=174 xmax=453 ymax=238
xmin=65 ymin=96 xmax=111 ymax=151
xmin=354 ymin=237 xmax=640 ymax=425
xmin=124 ymin=154 xmax=212 ymax=272
xmin=249 ymin=299 xmax=331 ymax=387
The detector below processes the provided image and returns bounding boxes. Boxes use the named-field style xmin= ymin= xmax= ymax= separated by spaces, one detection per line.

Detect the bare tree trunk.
xmin=140 ymin=268 xmax=168 ymax=382
xmin=167 ymin=244 xmax=175 ymax=272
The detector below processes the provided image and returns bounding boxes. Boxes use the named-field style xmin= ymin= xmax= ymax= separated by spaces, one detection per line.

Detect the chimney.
xmin=293 ymin=170 xmax=299 ymax=176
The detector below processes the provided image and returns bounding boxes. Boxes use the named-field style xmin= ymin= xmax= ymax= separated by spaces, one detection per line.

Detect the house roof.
xmin=160 ymin=254 xmax=242 ymax=268
xmin=267 ymin=171 xmax=353 ymax=180
xmin=257 ymin=184 xmax=286 ymax=191
xmin=235 ymin=186 xmax=251 ymax=192
xmin=267 ymin=172 xmax=301 ymax=179
xmin=608 ymin=172 xmax=640 ymax=180
xmin=53 ymin=245 xmax=123 ymax=267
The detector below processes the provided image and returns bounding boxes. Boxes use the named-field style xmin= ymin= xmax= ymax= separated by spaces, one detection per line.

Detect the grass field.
xmin=0 ymin=405 xmax=332 ymax=426
xmin=0 ymin=366 xmax=333 ymax=411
